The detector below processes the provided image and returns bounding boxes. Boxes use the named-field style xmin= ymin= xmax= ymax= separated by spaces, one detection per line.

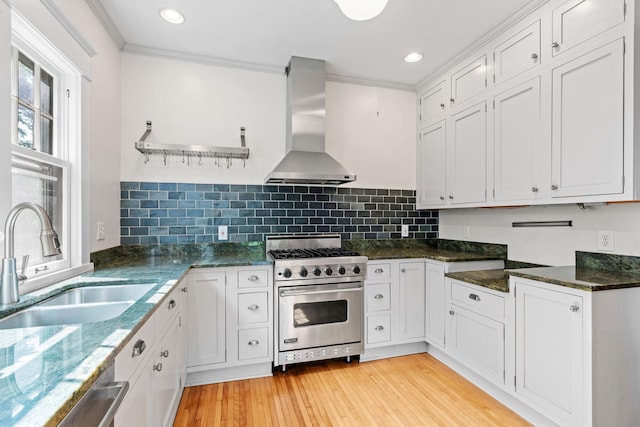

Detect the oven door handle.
xmin=280 ymin=285 xmax=363 ymax=297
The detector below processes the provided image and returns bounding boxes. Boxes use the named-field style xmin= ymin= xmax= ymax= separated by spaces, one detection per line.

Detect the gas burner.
xmin=268 ymin=247 xmax=361 ymax=260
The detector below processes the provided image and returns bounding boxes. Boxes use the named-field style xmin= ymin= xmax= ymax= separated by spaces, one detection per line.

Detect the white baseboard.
xmin=185 ymin=362 xmax=273 ymax=386
xmin=360 ymin=342 xmax=428 ymax=362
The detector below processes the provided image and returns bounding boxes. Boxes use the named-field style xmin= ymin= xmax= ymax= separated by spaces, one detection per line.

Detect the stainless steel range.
xmin=267 ymin=234 xmax=367 ymax=370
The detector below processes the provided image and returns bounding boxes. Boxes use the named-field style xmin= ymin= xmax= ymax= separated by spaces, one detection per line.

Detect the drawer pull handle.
xmin=551 ymin=41 xmax=559 ymax=48
xmin=551 ymin=184 xmax=558 ymax=190
xmin=161 ymin=349 xmax=169 ymax=358
xmin=132 ymin=339 xmax=146 ymax=357
xmin=248 ymin=275 xmax=260 ymax=281
xmin=153 ymin=363 xmax=163 ymax=372
xmin=248 ymin=304 xmax=260 ymax=311
xmin=570 ymin=305 xmax=580 ymax=312
xmin=469 ymin=294 xmax=481 ymax=302
xmin=531 ymin=53 xmax=538 ymax=60
xmin=181 ymin=286 xmax=187 ymax=293
xmin=374 ymin=268 xmax=384 ymax=274
xmin=374 ymin=294 xmax=384 ymax=300
xmin=168 ymin=299 xmax=176 ymax=309
xmin=374 ymin=325 xmax=384 ymax=331
xmin=248 ymin=340 xmax=260 ymax=346
xmin=531 ymin=187 xmax=538 ymax=193
xmin=440 ymin=103 xmax=445 ymax=109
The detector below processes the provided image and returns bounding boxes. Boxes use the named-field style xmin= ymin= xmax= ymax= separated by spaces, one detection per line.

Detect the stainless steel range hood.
xmin=265 ymin=57 xmax=356 ymax=185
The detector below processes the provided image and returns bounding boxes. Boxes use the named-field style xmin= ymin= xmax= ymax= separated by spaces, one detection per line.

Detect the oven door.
xmin=278 ymin=281 xmax=363 ymax=351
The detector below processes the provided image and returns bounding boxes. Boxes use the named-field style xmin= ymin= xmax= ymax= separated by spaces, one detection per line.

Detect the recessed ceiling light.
xmin=404 ymin=52 xmax=423 ymax=63
xmin=160 ymin=8 xmax=185 ymax=24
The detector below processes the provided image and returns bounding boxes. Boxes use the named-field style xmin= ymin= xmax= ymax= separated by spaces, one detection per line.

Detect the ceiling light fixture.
xmin=160 ymin=8 xmax=185 ymax=24
xmin=333 ymin=0 xmax=389 ymax=21
xmin=404 ymin=52 xmax=423 ymax=63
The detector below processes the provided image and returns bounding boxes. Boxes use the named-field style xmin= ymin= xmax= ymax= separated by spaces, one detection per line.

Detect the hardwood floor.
xmin=173 ymin=353 xmax=530 ymax=426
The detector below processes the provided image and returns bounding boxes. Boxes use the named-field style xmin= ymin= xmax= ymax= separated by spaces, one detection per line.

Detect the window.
xmin=9 ymin=15 xmax=84 ymax=290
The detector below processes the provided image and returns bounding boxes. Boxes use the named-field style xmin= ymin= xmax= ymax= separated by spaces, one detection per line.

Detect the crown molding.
xmin=40 ymin=0 xmax=96 ymax=56
xmin=84 ymin=0 xmax=125 ymax=49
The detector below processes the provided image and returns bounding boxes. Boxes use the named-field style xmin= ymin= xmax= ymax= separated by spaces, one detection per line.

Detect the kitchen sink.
xmin=0 ymin=301 xmax=135 ymax=329
xmin=38 ymin=283 xmax=156 ymax=306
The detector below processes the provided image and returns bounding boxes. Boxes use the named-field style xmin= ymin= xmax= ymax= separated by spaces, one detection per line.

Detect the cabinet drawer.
xmin=155 ymin=286 xmax=181 ymax=335
xmin=115 ymin=315 xmax=155 ymax=382
xmin=450 ymin=280 xmax=505 ymax=319
xmin=238 ymin=327 xmax=269 ymax=360
xmin=367 ymin=315 xmax=391 ymax=344
xmin=366 ymin=283 xmax=391 ymax=312
xmin=367 ymin=263 xmax=391 ymax=282
xmin=238 ymin=292 xmax=269 ymax=325
xmin=238 ymin=269 xmax=269 ymax=288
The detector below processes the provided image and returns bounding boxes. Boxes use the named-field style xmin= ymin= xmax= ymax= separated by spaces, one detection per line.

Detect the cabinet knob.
xmin=374 ymin=268 xmax=384 ymax=274
xmin=374 ymin=325 xmax=384 ymax=331
xmin=531 ymin=187 xmax=538 ymax=193
xmin=551 ymin=42 xmax=559 ymax=48
xmin=468 ymin=293 xmax=481 ymax=302
xmin=248 ymin=340 xmax=260 ymax=346
xmin=248 ymin=275 xmax=259 ymax=281
xmin=247 ymin=304 xmax=260 ymax=311
xmin=132 ymin=339 xmax=146 ymax=357
xmin=153 ymin=363 xmax=163 ymax=372
xmin=401 ymin=269 xmax=406 ymax=273
xmin=551 ymin=184 xmax=558 ymax=190
xmin=439 ymin=196 xmax=445 ymax=200
xmin=531 ymin=53 xmax=538 ymax=60
xmin=440 ymin=103 xmax=445 ymax=109
xmin=161 ymin=349 xmax=169 ymax=358
xmin=570 ymin=305 xmax=580 ymax=312
xmin=449 ymin=195 xmax=454 ymax=200
xmin=449 ymin=310 xmax=455 ymax=315
xmin=168 ymin=299 xmax=176 ymax=309
xmin=450 ymin=98 xmax=455 ymax=104
xmin=374 ymin=294 xmax=384 ymax=299
xmin=181 ymin=286 xmax=187 ymax=293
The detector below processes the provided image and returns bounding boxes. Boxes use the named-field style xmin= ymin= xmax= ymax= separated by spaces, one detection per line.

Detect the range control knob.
xmin=313 ymin=268 xmax=322 ymax=277
xmin=283 ymin=268 xmax=292 ymax=278
xmin=300 ymin=267 xmax=308 ymax=277
xmin=325 ymin=267 xmax=333 ymax=276
xmin=352 ymin=265 xmax=361 ymax=274
xmin=338 ymin=266 xmax=346 ymax=275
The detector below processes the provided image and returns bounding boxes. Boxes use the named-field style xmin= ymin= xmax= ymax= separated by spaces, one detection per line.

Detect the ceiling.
xmin=92 ymin=0 xmax=537 ymax=89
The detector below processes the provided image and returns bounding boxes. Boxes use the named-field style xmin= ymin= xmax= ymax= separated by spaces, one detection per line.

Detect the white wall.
xmin=53 ymin=0 xmax=122 ymax=252
xmin=0 ymin=2 xmax=11 ymax=226
xmin=440 ymin=203 xmax=640 ymax=266
xmin=120 ymin=53 xmax=417 ymax=189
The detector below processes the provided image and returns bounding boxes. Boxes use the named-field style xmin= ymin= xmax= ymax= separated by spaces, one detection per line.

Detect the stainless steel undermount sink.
xmin=0 ymin=283 xmax=156 ymax=330
xmin=38 ymin=283 xmax=155 ymax=306
xmin=0 ymin=301 xmax=134 ymax=329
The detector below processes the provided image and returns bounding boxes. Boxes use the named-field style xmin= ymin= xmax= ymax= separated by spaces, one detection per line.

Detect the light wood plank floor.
xmin=173 ymin=353 xmax=530 ymax=426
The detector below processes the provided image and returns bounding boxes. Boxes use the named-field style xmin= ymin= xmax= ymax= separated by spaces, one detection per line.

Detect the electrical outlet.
xmin=401 ymin=224 xmax=409 ymax=237
xmin=597 ymin=230 xmax=614 ymax=251
xmin=218 ymin=225 xmax=228 ymax=241
xmin=463 ymin=226 xmax=470 ymax=239
xmin=96 ymin=222 xmax=105 ymax=241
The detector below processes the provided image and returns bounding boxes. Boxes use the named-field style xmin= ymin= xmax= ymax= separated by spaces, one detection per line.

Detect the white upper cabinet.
xmin=551 ymin=38 xmax=624 ymax=198
xmin=494 ymin=20 xmax=541 ymax=85
xmin=420 ymin=81 xmax=447 ymax=125
xmin=450 ymin=55 xmax=487 ymax=109
xmin=417 ymin=121 xmax=446 ymax=208
xmin=551 ymin=0 xmax=626 ymax=56
xmin=447 ymin=102 xmax=487 ymax=205
xmin=494 ymin=77 xmax=545 ymax=201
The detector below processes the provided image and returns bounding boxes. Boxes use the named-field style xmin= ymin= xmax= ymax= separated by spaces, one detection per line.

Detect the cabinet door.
xmin=420 ymin=81 xmax=446 ymax=123
xmin=187 ymin=271 xmax=226 ymax=367
xmin=447 ymin=102 xmax=487 ymax=204
xmin=114 ymin=358 xmax=152 ymax=427
xmin=398 ymin=262 xmax=425 ymax=341
xmin=494 ymin=20 xmax=541 ymax=85
xmin=238 ymin=327 xmax=269 ymax=361
xmin=447 ymin=304 xmax=504 ymax=386
xmin=494 ymin=77 xmax=543 ymax=201
xmin=515 ymin=281 xmax=584 ymax=427
xmin=425 ymin=262 xmax=446 ymax=348
xmin=417 ymin=120 xmax=446 ymax=207
xmin=450 ymin=55 xmax=487 ymax=108
xmin=551 ymin=0 xmax=625 ymax=56
xmin=152 ymin=316 xmax=181 ymax=427
xmin=551 ymin=39 xmax=624 ymax=198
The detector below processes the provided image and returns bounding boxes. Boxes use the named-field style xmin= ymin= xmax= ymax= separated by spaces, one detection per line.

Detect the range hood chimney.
xmin=265 ymin=57 xmax=356 ymax=185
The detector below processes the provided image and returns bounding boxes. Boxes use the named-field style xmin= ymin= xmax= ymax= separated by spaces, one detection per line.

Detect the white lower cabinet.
xmin=445 ymin=279 xmax=505 ymax=387
xmin=185 ymin=266 xmax=273 ymax=385
xmin=115 ymin=284 xmax=185 ymax=427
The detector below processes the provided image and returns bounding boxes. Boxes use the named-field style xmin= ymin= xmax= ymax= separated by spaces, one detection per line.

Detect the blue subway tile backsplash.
xmin=120 ymin=182 xmax=438 ymax=245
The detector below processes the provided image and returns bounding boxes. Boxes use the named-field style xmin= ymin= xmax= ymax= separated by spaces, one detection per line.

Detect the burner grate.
xmin=268 ymin=248 xmax=360 ymax=260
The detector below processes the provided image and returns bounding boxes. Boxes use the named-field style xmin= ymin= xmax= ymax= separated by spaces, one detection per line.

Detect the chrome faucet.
xmin=1 ymin=202 xmax=61 ymax=304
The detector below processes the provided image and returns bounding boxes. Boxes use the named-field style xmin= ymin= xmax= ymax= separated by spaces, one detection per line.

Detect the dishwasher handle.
xmin=98 ymin=381 xmax=130 ymax=427
xmin=280 ymin=284 xmax=363 ymax=297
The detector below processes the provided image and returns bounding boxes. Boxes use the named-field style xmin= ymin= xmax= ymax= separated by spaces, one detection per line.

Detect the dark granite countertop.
xmin=446 ymin=269 xmax=510 ymax=293
xmin=0 ymin=243 xmax=270 ymax=427
xmin=508 ymin=266 xmax=640 ymax=292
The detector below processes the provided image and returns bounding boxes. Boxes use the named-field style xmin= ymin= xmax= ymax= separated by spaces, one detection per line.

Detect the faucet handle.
xmin=19 ymin=255 xmax=29 ymax=282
